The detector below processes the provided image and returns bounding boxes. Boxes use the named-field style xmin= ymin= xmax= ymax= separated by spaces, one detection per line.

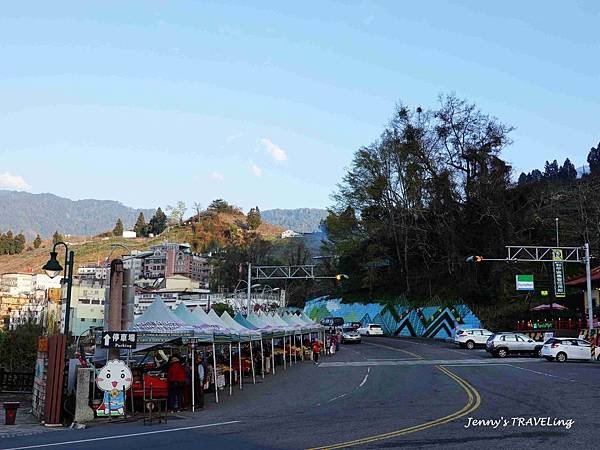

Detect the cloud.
xmin=0 ymin=172 xmax=30 ymax=191
xmin=250 ymin=163 xmax=262 ymax=177
xmin=260 ymin=138 xmax=287 ymax=162
xmin=210 ymin=171 xmax=225 ymax=181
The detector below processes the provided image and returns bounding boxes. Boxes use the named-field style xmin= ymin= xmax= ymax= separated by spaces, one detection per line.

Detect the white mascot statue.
xmin=96 ymin=360 xmax=133 ymax=417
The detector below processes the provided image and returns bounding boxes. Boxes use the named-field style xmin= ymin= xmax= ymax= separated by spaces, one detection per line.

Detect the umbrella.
xmin=530 ymin=303 xmax=568 ymax=311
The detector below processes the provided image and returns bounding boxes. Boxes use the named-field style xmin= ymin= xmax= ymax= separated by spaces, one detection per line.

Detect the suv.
xmin=454 ymin=328 xmax=493 ymax=349
xmin=320 ymin=317 xmax=345 ymax=328
xmin=485 ymin=332 xmax=542 ymax=358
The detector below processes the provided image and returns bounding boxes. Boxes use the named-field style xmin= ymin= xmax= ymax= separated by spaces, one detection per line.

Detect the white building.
xmin=61 ymin=282 xmax=107 ymax=336
xmin=122 ymin=230 xmax=137 ymax=239
xmin=0 ymin=273 xmax=33 ymax=296
xmin=281 ymin=229 xmax=301 ymax=239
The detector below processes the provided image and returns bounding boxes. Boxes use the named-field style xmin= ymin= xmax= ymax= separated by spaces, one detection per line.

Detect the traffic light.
xmin=465 ymin=255 xmax=484 ymax=263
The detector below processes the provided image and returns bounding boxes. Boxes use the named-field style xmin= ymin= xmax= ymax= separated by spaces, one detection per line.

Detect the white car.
xmin=357 ymin=323 xmax=384 ymax=336
xmin=454 ymin=328 xmax=493 ymax=350
xmin=541 ymin=338 xmax=592 ymax=362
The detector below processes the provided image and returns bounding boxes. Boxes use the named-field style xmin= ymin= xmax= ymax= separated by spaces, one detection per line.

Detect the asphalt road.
xmin=2 ymin=337 xmax=599 ymax=450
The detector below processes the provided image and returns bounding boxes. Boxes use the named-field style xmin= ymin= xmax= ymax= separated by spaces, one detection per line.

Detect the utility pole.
xmin=584 ymin=243 xmax=594 ymax=331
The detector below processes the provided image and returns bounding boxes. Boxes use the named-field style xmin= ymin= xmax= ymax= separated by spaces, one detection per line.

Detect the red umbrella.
xmin=530 ymin=303 xmax=568 ymax=311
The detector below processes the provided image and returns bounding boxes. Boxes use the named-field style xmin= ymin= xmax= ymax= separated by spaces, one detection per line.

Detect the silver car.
xmin=341 ymin=326 xmax=362 ymax=344
xmin=485 ymin=332 xmax=542 ymax=358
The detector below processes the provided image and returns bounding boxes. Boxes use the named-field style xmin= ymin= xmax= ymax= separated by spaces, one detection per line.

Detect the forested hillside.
xmin=324 ymin=94 xmax=600 ymax=328
xmin=262 ymin=208 xmax=327 ymax=233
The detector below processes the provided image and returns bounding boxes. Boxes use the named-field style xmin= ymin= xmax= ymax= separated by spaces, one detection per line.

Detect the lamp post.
xmin=42 ymin=242 xmax=74 ymax=336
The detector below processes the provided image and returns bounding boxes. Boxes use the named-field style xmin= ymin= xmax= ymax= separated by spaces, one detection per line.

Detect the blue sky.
xmin=0 ymin=1 xmax=598 ymax=211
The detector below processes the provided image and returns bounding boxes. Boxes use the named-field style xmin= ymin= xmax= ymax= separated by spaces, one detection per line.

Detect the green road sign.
xmin=552 ymin=249 xmax=566 ymax=298
xmin=516 ymin=274 xmax=534 ymax=291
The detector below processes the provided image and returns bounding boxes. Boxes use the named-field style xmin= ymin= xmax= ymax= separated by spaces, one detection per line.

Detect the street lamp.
xmin=42 ymin=242 xmax=74 ymax=336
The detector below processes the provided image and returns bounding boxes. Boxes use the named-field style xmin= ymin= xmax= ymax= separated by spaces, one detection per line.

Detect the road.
xmin=2 ymin=337 xmax=599 ymax=449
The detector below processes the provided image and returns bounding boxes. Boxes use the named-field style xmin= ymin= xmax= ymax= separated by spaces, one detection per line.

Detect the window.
xmin=91 ymin=300 xmax=100 ymax=304
xmin=515 ymin=335 xmax=525 ymax=342
xmin=80 ymin=318 xmax=85 ymax=322
xmin=79 ymin=299 xmax=90 ymax=304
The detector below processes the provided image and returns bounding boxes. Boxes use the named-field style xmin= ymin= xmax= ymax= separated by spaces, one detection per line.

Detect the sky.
xmin=0 ymin=1 xmax=598 ymax=211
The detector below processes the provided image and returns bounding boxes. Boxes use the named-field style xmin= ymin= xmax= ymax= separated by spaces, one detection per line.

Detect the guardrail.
xmin=0 ymin=368 xmax=34 ymax=393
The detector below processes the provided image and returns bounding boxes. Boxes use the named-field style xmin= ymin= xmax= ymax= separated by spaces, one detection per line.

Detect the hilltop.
xmin=0 ymin=209 xmax=284 ymax=274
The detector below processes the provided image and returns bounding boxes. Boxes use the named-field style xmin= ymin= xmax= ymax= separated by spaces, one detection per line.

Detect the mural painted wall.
xmin=304 ymin=297 xmax=481 ymax=339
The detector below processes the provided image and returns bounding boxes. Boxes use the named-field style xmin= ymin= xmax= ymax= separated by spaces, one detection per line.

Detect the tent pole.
xmin=289 ymin=335 xmax=292 ymax=366
xmin=250 ymin=340 xmax=256 ymax=384
xmin=283 ymin=335 xmax=287 ymax=370
xmin=271 ymin=338 xmax=275 ymax=375
xmin=229 ymin=343 xmax=232 ymax=396
xmin=300 ymin=333 xmax=304 ymax=361
xmin=212 ymin=342 xmax=219 ymax=404
xmin=294 ymin=334 xmax=297 ymax=364
xmin=191 ymin=343 xmax=195 ymax=413
xmin=238 ymin=341 xmax=243 ymax=390
xmin=260 ymin=339 xmax=265 ymax=379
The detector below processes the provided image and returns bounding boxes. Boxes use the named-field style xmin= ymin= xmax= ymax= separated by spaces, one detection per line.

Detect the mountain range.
xmin=0 ymin=190 xmax=329 ymax=240
xmin=261 ymin=208 xmax=328 ymax=233
xmin=0 ymin=190 xmax=154 ymax=239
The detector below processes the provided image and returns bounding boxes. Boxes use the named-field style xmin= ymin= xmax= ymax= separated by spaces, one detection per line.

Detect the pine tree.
xmin=587 ymin=143 xmax=600 ymax=175
xmin=149 ymin=208 xmax=168 ymax=235
xmin=559 ymin=158 xmax=577 ymax=182
xmin=133 ymin=212 xmax=148 ymax=237
xmin=52 ymin=231 xmax=63 ymax=245
xmin=247 ymin=206 xmax=262 ymax=230
xmin=14 ymin=233 xmax=26 ymax=254
xmin=113 ymin=218 xmax=124 ymax=236
xmin=33 ymin=234 xmax=42 ymax=249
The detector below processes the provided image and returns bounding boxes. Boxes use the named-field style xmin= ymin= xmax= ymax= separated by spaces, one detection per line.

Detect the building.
xmin=134 ymin=275 xmax=211 ymax=318
xmin=61 ymin=281 xmax=107 ymax=336
xmin=77 ymin=265 xmax=109 ymax=284
xmin=140 ymin=243 xmax=211 ymax=287
xmin=122 ymin=230 xmax=137 ymax=239
xmin=281 ymin=230 xmax=301 ymax=239
xmin=0 ymin=273 xmax=33 ymax=296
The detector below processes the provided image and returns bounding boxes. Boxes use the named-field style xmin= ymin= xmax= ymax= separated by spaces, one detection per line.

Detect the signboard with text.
xmin=552 ymin=249 xmax=566 ymax=298
xmin=101 ymin=331 xmax=137 ymax=349
xmin=516 ymin=274 xmax=534 ymax=291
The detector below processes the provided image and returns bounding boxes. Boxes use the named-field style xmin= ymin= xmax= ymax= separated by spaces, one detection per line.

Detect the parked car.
xmin=541 ymin=338 xmax=592 ymax=362
xmin=485 ymin=332 xmax=542 ymax=358
xmin=357 ymin=323 xmax=384 ymax=336
xmin=341 ymin=326 xmax=362 ymax=344
xmin=345 ymin=321 xmax=362 ymax=330
xmin=320 ymin=317 xmax=345 ymax=328
xmin=454 ymin=328 xmax=493 ymax=349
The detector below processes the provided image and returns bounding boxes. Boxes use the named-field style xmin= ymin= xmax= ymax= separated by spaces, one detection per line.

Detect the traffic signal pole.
xmin=467 ymin=243 xmax=595 ymax=331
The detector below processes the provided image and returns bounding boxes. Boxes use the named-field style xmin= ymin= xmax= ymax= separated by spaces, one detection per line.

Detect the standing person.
xmin=167 ymin=356 xmax=186 ymax=412
xmin=194 ymin=354 xmax=205 ymax=409
xmin=312 ymin=339 xmax=322 ymax=364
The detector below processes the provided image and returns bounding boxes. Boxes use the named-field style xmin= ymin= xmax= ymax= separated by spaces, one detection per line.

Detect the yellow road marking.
xmin=361 ymin=341 xmax=423 ymax=359
xmin=308 ymin=365 xmax=481 ymax=450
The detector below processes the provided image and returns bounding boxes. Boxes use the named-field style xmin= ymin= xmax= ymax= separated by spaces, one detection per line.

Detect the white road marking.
xmin=327 ymin=393 xmax=348 ymax=403
xmin=359 ymin=367 xmax=371 ymax=387
xmin=318 ymin=358 xmax=543 ymax=368
xmin=2 ymin=421 xmax=241 ymax=450
xmin=507 ymin=364 xmax=577 ymax=382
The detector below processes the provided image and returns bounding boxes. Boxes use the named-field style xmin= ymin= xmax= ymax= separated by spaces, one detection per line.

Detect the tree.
xmin=166 ymin=201 xmax=187 ymax=224
xmin=559 ymin=158 xmax=577 ymax=182
xmin=52 ymin=231 xmax=63 ymax=245
xmin=193 ymin=202 xmax=203 ymax=219
xmin=14 ymin=233 xmax=26 ymax=254
xmin=113 ymin=218 xmax=124 ymax=236
xmin=544 ymin=160 xmax=559 ymax=180
xmin=148 ymin=207 xmax=168 ymax=235
xmin=133 ymin=213 xmax=148 ymax=237
xmin=33 ymin=234 xmax=42 ymax=249
xmin=587 ymin=143 xmax=600 ymax=175
xmin=247 ymin=206 xmax=262 ymax=230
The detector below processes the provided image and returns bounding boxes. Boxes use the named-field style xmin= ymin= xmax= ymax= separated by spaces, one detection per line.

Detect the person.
xmin=312 ymin=339 xmax=322 ymax=364
xmin=194 ymin=354 xmax=205 ymax=409
xmin=167 ymin=355 xmax=186 ymax=412
xmin=330 ymin=334 xmax=337 ymax=354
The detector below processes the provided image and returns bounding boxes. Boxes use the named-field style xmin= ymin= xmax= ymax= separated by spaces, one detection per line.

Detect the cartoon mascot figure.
xmin=96 ymin=360 xmax=132 ymax=417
